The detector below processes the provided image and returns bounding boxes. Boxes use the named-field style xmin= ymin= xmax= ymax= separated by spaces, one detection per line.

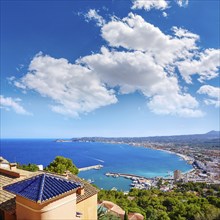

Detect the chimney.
xmin=77 ymin=187 xmax=85 ymax=196
xmin=10 ymin=163 xmax=17 ymax=171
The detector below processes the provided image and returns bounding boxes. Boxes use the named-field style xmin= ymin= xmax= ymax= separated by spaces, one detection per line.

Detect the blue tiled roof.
xmin=3 ymin=173 xmax=82 ymax=203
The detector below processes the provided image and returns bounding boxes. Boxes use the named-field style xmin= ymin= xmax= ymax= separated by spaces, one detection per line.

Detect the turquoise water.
xmin=0 ymin=139 xmax=192 ymax=191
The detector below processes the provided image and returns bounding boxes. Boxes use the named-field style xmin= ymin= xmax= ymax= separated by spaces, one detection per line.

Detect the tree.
xmin=146 ymin=208 xmax=170 ymax=220
xmin=18 ymin=163 xmax=39 ymax=172
xmin=207 ymin=196 xmax=220 ymax=208
xmin=45 ymin=156 xmax=78 ymax=175
xmin=99 ymin=212 xmax=121 ymax=220
xmin=124 ymin=211 xmax=128 ymax=220
xmin=98 ymin=184 xmax=220 ymax=220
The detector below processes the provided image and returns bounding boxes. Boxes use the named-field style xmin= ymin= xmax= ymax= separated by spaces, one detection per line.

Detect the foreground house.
xmin=0 ymin=166 xmax=98 ymax=220
xmin=99 ymin=200 xmax=125 ymax=219
xmin=98 ymin=201 xmax=144 ymax=220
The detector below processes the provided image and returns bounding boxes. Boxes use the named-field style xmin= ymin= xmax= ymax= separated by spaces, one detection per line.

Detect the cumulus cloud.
xmin=80 ymin=47 xmax=203 ymax=117
xmin=197 ymin=85 xmax=220 ymax=107
xmin=132 ymin=0 xmax=169 ymax=11
xmin=14 ymin=53 xmax=117 ymax=117
xmin=176 ymin=0 xmax=189 ymax=7
xmin=0 ymin=95 xmax=31 ymax=115
xmin=80 ymin=47 xmax=166 ymax=94
xmin=178 ymin=49 xmax=220 ymax=83
xmin=101 ymin=13 xmax=199 ymax=66
xmin=148 ymin=94 xmax=204 ymax=117
xmin=101 ymin=13 xmax=218 ymax=83
xmin=131 ymin=0 xmax=189 ymax=10
xmin=14 ymin=13 xmax=215 ymax=118
xmin=84 ymin=9 xmax=105 ymax=27
xmin=162 ymin=12 xmax=168 ymax=17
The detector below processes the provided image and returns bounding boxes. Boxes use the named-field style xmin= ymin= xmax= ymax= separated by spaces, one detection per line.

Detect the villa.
xmin=0 ymin=163 xmax=98 ymax=220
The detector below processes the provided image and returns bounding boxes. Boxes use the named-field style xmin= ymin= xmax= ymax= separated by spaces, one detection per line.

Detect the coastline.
xmin=161 ymin=150 xmax=195 ymax=174
xmin=129 ymin=142 xmax=193 ymax=159
xmin=79 ymin=140 xmax=195 ymax=176
xmin=157 ymin=149 xmax=193 ymax=163
xmin=56 ymin=139 xmax=195 ymax=176
xmin=127 ymin=143 xmax=195 ymax=176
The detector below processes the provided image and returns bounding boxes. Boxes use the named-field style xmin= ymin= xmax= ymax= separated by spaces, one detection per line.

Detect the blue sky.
xmin=1 ymin=0 xmax=219 ymax=138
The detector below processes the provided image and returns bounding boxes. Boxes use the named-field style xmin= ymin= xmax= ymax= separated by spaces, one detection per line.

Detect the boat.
xmin=111 ymin=187 xmax=117 ymax=191
xmin=95 ymin=165 xmax=103 ymax=170
xmin=87 ymin=179 xmax=94 ymax=184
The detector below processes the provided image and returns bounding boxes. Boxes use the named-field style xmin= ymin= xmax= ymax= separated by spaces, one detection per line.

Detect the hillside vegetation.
xmin=98 ymin=183 xmax=220 ymax=220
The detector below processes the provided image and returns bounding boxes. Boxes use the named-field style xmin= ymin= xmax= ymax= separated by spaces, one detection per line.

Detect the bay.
xmin=0 ymin=139 xmax=192 ymax=191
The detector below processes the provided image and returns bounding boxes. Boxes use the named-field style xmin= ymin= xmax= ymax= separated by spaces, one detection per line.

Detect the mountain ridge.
xmin=69 ymin=130 xmax=220 ymax=139
xmin=60 ymin=131 xmax=220 ymax=148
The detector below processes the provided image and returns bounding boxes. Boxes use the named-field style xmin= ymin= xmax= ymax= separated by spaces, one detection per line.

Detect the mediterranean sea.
xmin=0 ymin=139 xmax=192 ymax=191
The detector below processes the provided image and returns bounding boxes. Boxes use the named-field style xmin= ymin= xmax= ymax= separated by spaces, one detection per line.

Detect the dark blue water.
xmin=0 ymin=139 xmax=192 ymax=191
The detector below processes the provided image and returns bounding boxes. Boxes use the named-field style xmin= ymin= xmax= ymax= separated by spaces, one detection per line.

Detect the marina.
xmin=105 ymin=172 xmax=175 ymax=190
xmin=105 ymin=172 xmax=173 ymax=180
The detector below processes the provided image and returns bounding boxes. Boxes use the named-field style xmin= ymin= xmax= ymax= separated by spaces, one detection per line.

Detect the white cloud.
xmin=15 ymin=53 xmax=117 ymax=117
xmin=102 ymin=13 xmax=218 ymax=85
xmin=148 ymin=93 xmax=204 ymax=117
xmin=81 ymin=47 xmax=170 ymax=94
xmin=197 ymin=85 xmax=220 ymax=107
xmin=80 ymin=47 xmax=204 ymax=117
xmin=172 ymin=26 xmax=198 ymax=39
xmin=14 ymin=13 xmax=215 ymax=118
xmin=132 ymin=0 xmax=169 ymax=11
xmin=162 ymin=12 xmax=168 ymax=17
xmin=176 ymin=0 xmax=189 ymax=7
xmin=84 ymin=9 xmax=105 ymax=27
xmin=131 ymin=0 xmax=189 ymax=10
xmin=0 ymin=95 xmax=31 ymax=115
xmin=101 ymin=13 xmax=199 ymax=66
xmin=178 ymin=49 xmax=220 ymax=83
xmin=203 ymin=99 xmax=220 ymax=107
xmin=198 ymin=85 xmax=220 ymax=98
